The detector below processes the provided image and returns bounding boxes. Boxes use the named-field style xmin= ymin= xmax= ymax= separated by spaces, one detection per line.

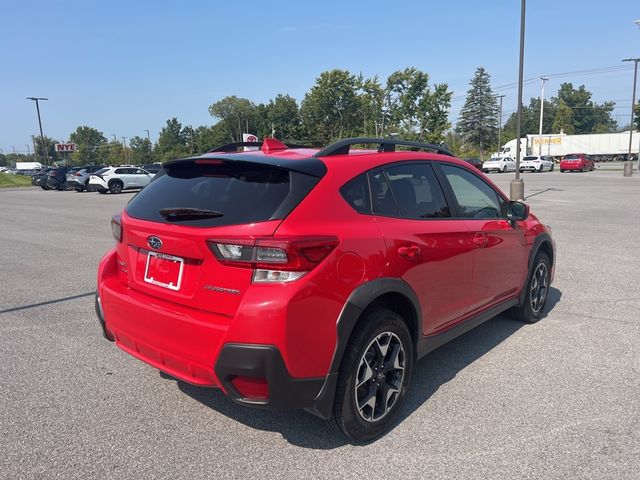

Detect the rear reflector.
xmin=230 ymin=375 xmax=269 ymax=400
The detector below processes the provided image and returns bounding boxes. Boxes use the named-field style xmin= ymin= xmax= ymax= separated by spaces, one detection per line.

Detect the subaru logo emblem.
xmin=147 ymin=236 xmax=162 ymax=250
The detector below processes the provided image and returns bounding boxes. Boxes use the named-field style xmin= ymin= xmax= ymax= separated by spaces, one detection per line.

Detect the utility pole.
xmin=511 ymin=0 xmax=526 ymax=201
xmin=496 ymin=94 xmax=506 ymax=152
xmin=538 ymin=77 xmax=548 ymax=156
xmin=25 ymin=144 xmax=31 ymax=156
xmin=622 ymin=58 xmax=639 ymax=175
xmin=112 ymin=134 xmax=117 ymax=143
xmin=144 ymin=129 xmax=152 ymax=162
xmin=121 ymin=137 xmax=128 ymax=164
xmin=26 ymin=97 xmax=48 ymax=165
xmin=187 ymin=125 xmax=194 ymax=154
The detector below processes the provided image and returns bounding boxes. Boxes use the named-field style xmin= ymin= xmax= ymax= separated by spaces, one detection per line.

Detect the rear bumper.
xmin=560 ymin=163 xmax=584 ymax=170
xmin=96 ymin=249 xmax=328 ymax=413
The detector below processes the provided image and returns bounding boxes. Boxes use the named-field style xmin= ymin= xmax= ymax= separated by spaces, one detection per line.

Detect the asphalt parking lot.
xmin=1 ymin=169 xmax=639 ymax=479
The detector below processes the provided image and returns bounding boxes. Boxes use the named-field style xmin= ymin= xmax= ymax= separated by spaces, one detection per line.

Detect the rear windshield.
xmin=565 ymin=154 xmax=581 ymax=159
xmin=126 ymin=161 xmax=320 ymax=227
xmin=523 ymin=156 xmax=539 ymax=161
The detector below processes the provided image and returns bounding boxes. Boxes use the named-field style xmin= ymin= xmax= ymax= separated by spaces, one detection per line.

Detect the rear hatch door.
xmin=117 ymin=157 xmax=323 ymax=317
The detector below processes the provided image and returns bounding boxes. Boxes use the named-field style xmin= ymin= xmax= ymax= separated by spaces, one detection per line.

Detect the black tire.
xmin=109 ymin=181 xmax=123 ymax=194
xmin=560 ymin=169 xmax=565 ymax=173
xmin=40 ymin=185 xmax=50 ymax=190
xmin=550 ymin=164 xmax=554 ymax=172
xmin=511 ymin=252 xmax=551 ymax=324
xmin=502 ymin=166 xmax=507 ymax=173
xmin=97 ymin=189 xmax=107 ymax=194
xmin=330 ymin=309 xmax=413 ymax=443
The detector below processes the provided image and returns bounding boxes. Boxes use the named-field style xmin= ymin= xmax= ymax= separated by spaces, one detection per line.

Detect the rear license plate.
xmin=144 ymin=251 xmax=184 ymax=291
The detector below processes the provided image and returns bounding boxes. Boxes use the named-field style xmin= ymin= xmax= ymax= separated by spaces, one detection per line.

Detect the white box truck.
xmin=499 ymin=132 xmax=640 ymax=161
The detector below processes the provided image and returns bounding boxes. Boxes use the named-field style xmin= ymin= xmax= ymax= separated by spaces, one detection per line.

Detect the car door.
xmin=370 ymin=162 xmax=476 ymax=334
xmin=438 ymin=163 xmax=527 ymax=315
xmin=134 ymin=169 xmax=152 ymax=186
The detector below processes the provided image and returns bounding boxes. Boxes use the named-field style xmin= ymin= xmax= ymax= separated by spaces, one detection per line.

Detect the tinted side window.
xmin=340 ymin=174 xmax=371 ymax=214
xmin=384 ymin=163 xmax=450 ymax=219
xmin=370 ymin=170 xmax=398 ymax=216
xmin=115 ymin=168 xmax=127 ymax=174
xmin=441 ymin=164 xmax=506 ymax=219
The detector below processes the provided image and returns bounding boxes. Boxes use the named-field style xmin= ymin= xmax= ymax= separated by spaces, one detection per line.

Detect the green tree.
xmin=456 ymin=67 xmax=499 ymax=158
xmin=129 ymin=136 xmax=152 ymax=164
xmin=69 ymin=126 xmax=107 ymax=165
xmin=417 ymin=83 xmax=453 ymax=144
xmin=357 ymin=75 xmax=385 ymax=137
xmin=552 ymin=101 xmax=575 ymax=134
xmin=209 ymin=96 xmax=257 ymax=142
xmin=156 ymin=118 xmax=188 ymax=160
xmin=33 ymin=135 xmax=60 ymax=164
xmin=300 ymin=69 xmax=361 ymax=144
xmin=552 ymin=83 xmax=616 ymax=133
xmin=264 ymin=94 xmax=304 ymax=142
xmin=193 ymin=124 xmax=230 ymax=152
xmin=385 ymin=67 xmax=430 ymax=136
xmin=635 ymin=104 xmax=640 ymax=131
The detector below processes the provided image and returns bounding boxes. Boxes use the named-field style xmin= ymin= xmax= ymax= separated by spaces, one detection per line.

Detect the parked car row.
xmin=479 ymin=154 xmax=595 ymax=174
xmin=30 ymin=163 xmax=162 ymax=193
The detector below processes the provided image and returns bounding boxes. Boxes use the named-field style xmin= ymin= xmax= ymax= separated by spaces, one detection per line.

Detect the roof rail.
xmin=208 ymin=140 xmax=315 ymax=153
xmin=314 ymin=137 xmax=454 ymax=158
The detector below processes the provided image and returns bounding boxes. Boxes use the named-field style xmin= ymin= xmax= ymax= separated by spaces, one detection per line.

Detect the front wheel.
xmin=331 ymin=309 xmax=413 ymax=443
xmin=502 ymin=166 xmax=507 ymax=173
xmin=511 ymin=252 xmax=551 ymax=323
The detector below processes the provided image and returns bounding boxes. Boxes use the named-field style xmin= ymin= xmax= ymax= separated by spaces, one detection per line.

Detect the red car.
xmin=560 ymin=153 xmax=595 ymax=172
xmin=96 ymin=137 xmax=555 ymax=442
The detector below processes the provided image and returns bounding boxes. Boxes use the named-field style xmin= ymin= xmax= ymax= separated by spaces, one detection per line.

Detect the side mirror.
xmin=508 ymin=201 xmax=529 ymax=224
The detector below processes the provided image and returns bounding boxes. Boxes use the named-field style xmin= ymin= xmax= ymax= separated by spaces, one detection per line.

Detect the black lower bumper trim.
xmin=214 ymin=343 xmax=325 ymax=412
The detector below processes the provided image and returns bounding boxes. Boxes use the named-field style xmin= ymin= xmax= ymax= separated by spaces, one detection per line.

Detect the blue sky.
xmin=1 ymin=0 xmax=638 ymax=153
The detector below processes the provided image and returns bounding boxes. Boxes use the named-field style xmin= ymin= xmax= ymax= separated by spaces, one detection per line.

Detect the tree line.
xmin=1 ymin=66 xmax=631 ymax=167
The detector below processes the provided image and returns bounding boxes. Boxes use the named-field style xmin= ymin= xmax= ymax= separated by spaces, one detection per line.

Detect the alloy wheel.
xmin=354 ymin=331 xmax=406 ymax=422
xmin=530 ymin=263 xmax=548 ymax=314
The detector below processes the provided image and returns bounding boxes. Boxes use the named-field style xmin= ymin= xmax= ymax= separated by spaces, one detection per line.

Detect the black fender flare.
xmin=309 ymin=278 xmax=421 ymax=419
xmin=518 ymin=232 xmax=554 ymax=305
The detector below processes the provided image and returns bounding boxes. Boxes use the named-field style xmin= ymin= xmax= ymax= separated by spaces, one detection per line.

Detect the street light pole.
xmin=26 ymin=97 xmax=48 ymax=165
xmin=537 ymin=77 xmax=548 ymax=156
xmin=622 ymin=58 xmax=639 ymax=174
xmin=511 ymin=0 xmax=526 ymax=201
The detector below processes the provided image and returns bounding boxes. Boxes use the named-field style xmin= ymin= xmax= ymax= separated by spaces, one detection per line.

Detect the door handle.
xmin=398 ymin=245 xmax=421 ymax=261
xmin=472 ymin=233 xmax=488 ymax=248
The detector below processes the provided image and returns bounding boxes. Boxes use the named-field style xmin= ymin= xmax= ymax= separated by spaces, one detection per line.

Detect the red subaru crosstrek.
xmin=96 ymin=137 xmax=555 ymax=442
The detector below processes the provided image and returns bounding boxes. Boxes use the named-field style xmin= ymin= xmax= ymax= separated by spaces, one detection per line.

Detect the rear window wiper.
xmin=159 ymin=208 xmax=224 ymax=220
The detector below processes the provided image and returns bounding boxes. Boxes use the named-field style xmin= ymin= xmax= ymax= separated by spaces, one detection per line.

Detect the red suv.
xmin=560 ymin=153 xmax=595 ymax=172
xmin=96 ymin=137 xmax=555 ymax=442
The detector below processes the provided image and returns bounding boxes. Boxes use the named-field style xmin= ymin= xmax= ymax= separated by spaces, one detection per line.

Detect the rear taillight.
xmin=207 ymin=236 xmax=338 ymax=283
xmin=111 ymin=215 xmax=122 ymax=242
xmin=74 ymin=172 xmax=82 ymax=176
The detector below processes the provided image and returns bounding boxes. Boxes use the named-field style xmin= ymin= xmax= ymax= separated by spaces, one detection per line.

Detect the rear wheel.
xmin=502 ymin=166 xmax=507 ymax=173
xmin=97 ymin=189 xmax=107 ymax=194
xmin=331 ymin=309 xmax=413 ymax=443
xmin=511 ymin=252 xmax=550 ymax=324
xmin=109 ymin=181 xmax=123 ymax=194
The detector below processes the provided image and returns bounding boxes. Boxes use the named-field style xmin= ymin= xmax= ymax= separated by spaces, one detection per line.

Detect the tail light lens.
xmin=207 ymin=236 xmax=338 ymax=283
xmin=111 ymin=215 xmax=122 ymax=242
xmin=74 ymin=172 xmax=82 ymax=176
